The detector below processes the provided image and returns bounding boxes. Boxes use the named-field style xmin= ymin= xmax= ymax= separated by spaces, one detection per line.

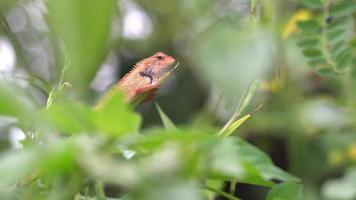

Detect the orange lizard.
xmin=96 ymin=51 xmax=176 ymax=108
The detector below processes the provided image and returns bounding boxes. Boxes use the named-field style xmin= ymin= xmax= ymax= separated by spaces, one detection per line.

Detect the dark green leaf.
xmin=231 ymin=137 xmax=300 ymax=184
xmin=302 ymin=49 xmax=322 ymax=57
xmin=297 ymin=20 xmax=320 ymax=33
xmin=316 ymin=67 xmax=334 ymax=76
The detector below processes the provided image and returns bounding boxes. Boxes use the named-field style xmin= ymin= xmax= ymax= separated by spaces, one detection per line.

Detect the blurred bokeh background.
xmin=0 ymin=0 xmax=355 ymax=199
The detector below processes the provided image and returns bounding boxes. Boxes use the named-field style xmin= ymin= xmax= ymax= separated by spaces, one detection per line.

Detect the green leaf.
xmin=308 ymin=57 xmax=327 ymax=67
xmin=231 ymin=137 xmax=300 ymax=185
xmin=302 ymin=0 xmax=323 ymax=9
xmin=302 ymin=49 xmax=322 ymax=57
xmin=327 ymin=17 xmax=350 ymax=32
xmin=44 ymin=101 xmax=94 ymax=133
xmin=0 ymin=150 xmax=39 ymax=189
xmin=217 ymin=80 xmax=260 ymax=137
xmin=330 ymin=1 xmax=356 ymax=17
xmin=0 ymin=84 xmax=38 ymax=125
xmin=47 ymin=0 xmax=116 ymax=90
xmin=331 ymin=41 xmax=347 ymax=59
xmin=155 ymin=103 xmax=177 ymax=131
xmin=335 ymin=48 xmax=352 ymax=70
xmin=297 ymin=38 xmax=319 ymax=48
xmin=267 ymin=182 xmax=303 ymax=200
xmin=45 ymin=92 xmax=141 ymax=137
xmin=223 ymin=114 xmax=251 ymax=137
xmin=297 ymin=20 xmax=320 ymax=33
xmin=316 ymin=67 xmax=334 ymax=76
xmin=94 ymin=92 xmax=141 ymax=137
xmin=327 ymin=29 xmax=346 ymax=44
xmin=207 ymin=137 xmax=300 ymax=186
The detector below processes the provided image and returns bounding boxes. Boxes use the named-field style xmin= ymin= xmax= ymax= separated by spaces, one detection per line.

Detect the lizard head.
xmin=139 ymin=51 xmax=176 ymax=84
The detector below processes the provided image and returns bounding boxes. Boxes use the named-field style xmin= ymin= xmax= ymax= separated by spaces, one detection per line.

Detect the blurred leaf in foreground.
xmin=0 ymin=150 xmax=39 ymax=189
xmin=47 ymin=0 xmax=116 ymax=90
xmin=94 ymin=92 xmax=141 ymax=136
xmin=45 ymin=92 xmax=141 ymax=137
xmin=0 ymin=84 xmax=38 ymax=126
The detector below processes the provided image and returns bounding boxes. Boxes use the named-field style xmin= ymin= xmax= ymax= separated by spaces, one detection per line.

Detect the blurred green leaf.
xmin=195 ymin=20 xmax=275 ymax=103
xmin=302 ymin=49 xmax=322 ymax=57
xmin=297 ymin=38 xmax=320 ymax=48
xmin=231 ymin=137 xmax=300 ymax=185
xmin=327 ymin=17 xmax=350 ymax=32
xmin=45 ymin=92 xmax=141 ymax=137
xmin=0 ymin=0 xmax=20 ymax=10
xmin=129 ymin=130 xmax=299 ymax=187
xmin=0 ymin=150 xmax=39 ymax=189
xmin=327 ymin=29 xmax=346 ymax=44
xmin=44 ymin=101 xmax=94 ymax=133
xmin=94 ymin=92 xmax=141 ymax=137
xmin=308 ymin=57 xmax=328 ymax=67
xmin=223 ymin=114 xmax=251 ymax=137
xmin=302 ymin=0 xmax=323 ymax=9
xmin=155 ymin=103 xmax=177 ymax=131
xmin=267 ymin=182 xmax=303 ymax=200
xmin=297 ymin=20 xmax=320 ymax=33
xmin=0 ymin=84 xmax=38 ymax=125
xmin=316 ymin=67 xmax=334 ymax=76
xmin=335 ymin=48 xmax=352 ymax=70
xmin=47 ymin=0 xmax=116 ymax=90
xmin=330 ymin=1 xmax=356 ymax=17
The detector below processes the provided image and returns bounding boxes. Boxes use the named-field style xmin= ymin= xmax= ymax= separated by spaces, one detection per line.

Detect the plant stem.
xmin=204 ymin=186 xmax=241 ymax=200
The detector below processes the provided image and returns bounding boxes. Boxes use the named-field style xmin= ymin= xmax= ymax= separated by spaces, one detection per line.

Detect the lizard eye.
xmin=156 ymin=55 xmax=164 ymax=60
xmin=139 ymin=71 xmax=153 ymax=84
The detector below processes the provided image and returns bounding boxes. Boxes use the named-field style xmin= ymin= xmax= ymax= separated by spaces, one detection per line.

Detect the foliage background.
xmin=0 ymin=0 xmax=355 ymax=199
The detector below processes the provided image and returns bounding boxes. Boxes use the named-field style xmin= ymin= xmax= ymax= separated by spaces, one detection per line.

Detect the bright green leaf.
xmin=94 ymin=92 xmax=141 ymax=137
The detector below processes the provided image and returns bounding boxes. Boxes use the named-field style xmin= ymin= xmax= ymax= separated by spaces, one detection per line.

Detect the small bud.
xmin=326 ymin=16 xmax=333 ymax=23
